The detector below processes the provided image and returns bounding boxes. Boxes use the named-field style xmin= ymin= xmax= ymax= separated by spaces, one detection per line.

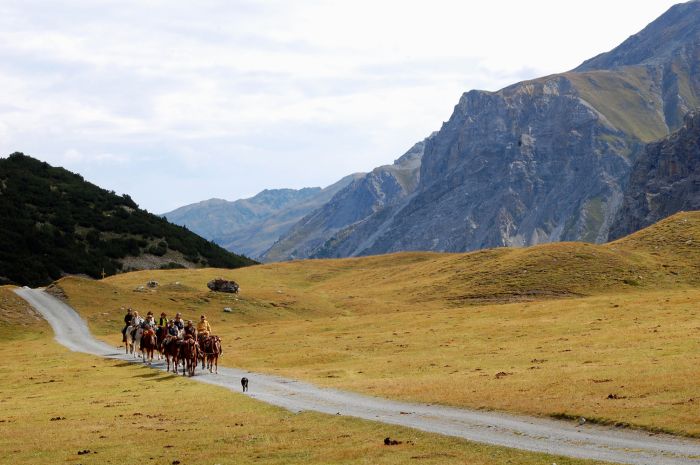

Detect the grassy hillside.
xmin=57 ymin=212 xmax=700 ymax=436
xmin=566 ymin=68 xmax=669 ymax=143
xmin=0 ymin=153 xmax=255 ymax=287
xmin=0 ymin=286 xmax=48 ymax=339
xmin=0 ymin=290 xmax=603 ymax=465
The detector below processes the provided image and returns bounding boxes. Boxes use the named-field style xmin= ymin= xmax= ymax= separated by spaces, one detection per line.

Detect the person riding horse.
xmin=121 ymin=308 xmax=134 ymax=342
xmin=131 ymin=311 xmax=144 ymax=329
xmin=142 ymin=312 xmax=156 ymax=331
xmin=172 ymin=313 xmax=185 ymax=331
xmin=166 ymin=320 xmax=179 ymax=337
xmin=184 ymin=320 xmax=196 ymax=339
xmin=196 ymin=315 xmax=211 ymax=336
xmin=158 ymin=312 xmax=168 ymax=328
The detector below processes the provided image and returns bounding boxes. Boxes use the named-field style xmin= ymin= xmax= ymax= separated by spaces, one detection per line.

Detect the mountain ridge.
xmin=164 ymin=174 xmax=362 ymax=259
xmin=262 ymin=1 xmax=700 ymax=261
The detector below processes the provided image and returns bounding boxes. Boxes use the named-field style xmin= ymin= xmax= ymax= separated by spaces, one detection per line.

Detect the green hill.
xmin=0 ymin=153 xmax=256 ymax=286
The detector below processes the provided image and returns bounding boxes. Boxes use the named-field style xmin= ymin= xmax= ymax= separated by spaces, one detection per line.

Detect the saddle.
xmin=144 ymin=329 xmax=155 ymax=337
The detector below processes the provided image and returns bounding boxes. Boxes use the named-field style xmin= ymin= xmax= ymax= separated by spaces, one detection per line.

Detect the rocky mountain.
xmin=264 ymin=1 xmax=700 ymax=261
xmin=0 ymin=153 xmax=255 ymax=287
xmin=163 ymin=174 xmax=360 ymax=259
xmin=261 ymin=138 xmax=426 ymax=261
xmin=610 ymin=111 xmax=700 ymax=239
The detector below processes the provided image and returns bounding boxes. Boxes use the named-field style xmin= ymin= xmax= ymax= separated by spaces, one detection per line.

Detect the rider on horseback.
xmin=184 ymin=320 xmax=196 ymax=339
xmin=142 ymin=312 xmax=156 ymax=331
xmin=166 ymin=320 xmax=179 ymax=337
xmin=172 ymin=312 xmax=185 ymax=331
xmin=158 ymin=312 xmax=168 ymax=327
xmin=121 ymin=308 xmax=133 ymax=342
xmin=196 ymin=314 xmax=211 ymax=336
xmin=131 ymin=311 xmax=144 ymax=327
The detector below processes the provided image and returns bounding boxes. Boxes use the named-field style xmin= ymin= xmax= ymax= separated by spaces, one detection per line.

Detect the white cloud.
xmin=0 ymin=0 xmax=682 ymax=212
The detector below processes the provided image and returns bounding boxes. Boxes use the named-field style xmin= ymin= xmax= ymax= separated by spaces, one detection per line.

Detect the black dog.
xmin=241 ymin=377 xmax=249 ymax=392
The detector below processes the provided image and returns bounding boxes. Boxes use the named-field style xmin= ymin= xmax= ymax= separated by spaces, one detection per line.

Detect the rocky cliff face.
xmin=263 ymin=1 xmax=700 ymax=261
xmin=610 ymin=111 xmax=700 ymax=239
xmin=351 ymin=77 xmax=635 ymax=255
xmin=261 ymin=140 xmax=426 ymax=261
xmin=163 ymin=174 xmax=359 ymax=259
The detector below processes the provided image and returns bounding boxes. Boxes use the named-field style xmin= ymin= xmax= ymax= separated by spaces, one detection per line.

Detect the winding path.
xmin=15 ymin=287 xmax=700 ymax=465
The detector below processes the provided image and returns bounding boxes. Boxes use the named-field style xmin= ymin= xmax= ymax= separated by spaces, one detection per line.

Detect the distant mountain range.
xmin=0 ymin=153 xmax=255 ymax=286
xmin=163 ymin=174 xmax=362 ymax=260
xmin=168 ymin=1 xmax=700 ymax=262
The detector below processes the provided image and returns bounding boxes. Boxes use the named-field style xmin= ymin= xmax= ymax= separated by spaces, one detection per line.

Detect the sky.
xmin=0 ymin=0 xmax=682 ymax=213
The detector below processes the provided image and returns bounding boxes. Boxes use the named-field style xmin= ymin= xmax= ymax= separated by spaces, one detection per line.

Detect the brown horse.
xmin=181 ymin=336 xmax=198 ymax=377
xmin=140 ymin=328 xmax=157 ymax=364
xmin=161 ymin=336 xmax=181 ymax=373
xmin=197 ymin=334 xmax=208 ymax=370
xmin=155 ymin=326 xmax=168 ymax=360
xmin=202 ymin=335 xmax=223 ymax=374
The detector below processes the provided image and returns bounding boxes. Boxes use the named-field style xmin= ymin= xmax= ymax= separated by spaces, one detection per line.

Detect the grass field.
xmin=0 ymin=287 xmax=608 ymax=465
xmin=52 ymin=212 xmax=700 ymax=438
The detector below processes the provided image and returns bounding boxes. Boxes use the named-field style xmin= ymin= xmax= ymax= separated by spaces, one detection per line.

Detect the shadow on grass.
xmin=113 ymin=362 xmax=136 ymax=367
xmin=132 ymin=371 xmax=181 ymax=382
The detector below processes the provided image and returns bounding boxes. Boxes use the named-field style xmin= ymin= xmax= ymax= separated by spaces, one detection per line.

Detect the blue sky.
xmin=0 ymin=0 xmax=681 ymax=212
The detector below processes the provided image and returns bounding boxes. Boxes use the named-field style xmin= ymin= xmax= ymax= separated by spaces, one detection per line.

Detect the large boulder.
xmin=207 ymin=278 xmax=240 ymax=293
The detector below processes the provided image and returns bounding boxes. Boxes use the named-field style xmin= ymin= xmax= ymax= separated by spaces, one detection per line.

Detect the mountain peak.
xmin=576 ymin=1 xmax=700 ymax=71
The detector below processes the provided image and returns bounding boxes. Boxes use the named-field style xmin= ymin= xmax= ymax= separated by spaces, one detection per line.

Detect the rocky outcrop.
xmin=610 ymin=111 xmax=700 ymax=239
xmin=260 ymin=139 xmax=427 ymax=261
xmin=263 ymin=1 xmax=700 ymax=260
xmin=207 ymin=278 xmax=240 ymax=293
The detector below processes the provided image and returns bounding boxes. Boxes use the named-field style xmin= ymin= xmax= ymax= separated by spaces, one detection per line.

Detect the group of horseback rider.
xmin=122 ymin=308 xmax=212 ymax=341
xmin=121 ymin=306 xmax=221 ymax=375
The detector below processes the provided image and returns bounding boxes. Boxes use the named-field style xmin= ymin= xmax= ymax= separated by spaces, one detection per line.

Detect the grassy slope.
xmin=565 ymin=67 xmax=670 ymax=143
xmin=58 ymin=212 xmax=700 ymax=436
xmin=0 ymin=289 xmax=604 ymax=465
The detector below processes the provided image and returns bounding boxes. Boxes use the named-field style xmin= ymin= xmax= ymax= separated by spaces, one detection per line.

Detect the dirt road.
xmin=15 ymin=287 xmax=700 ymax=465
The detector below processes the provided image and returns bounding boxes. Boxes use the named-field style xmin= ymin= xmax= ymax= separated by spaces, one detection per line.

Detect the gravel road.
xmin=15 ymin=287 xmax=700 ymax=465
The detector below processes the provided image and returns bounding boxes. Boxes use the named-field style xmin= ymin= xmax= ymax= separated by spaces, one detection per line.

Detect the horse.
xmin=124 ymin=324 xmax=142 ymax=357
xmin=140 ymin=328 xmax=157 ymax=364
xmin=181 ymin=336 xmax=198 ymax=377
xmin=155 ymin=326 xmax=168 ymax=360
xmin=161 ymin=336 xmax=181 ymax=373
xmin=202 ymin=335 xmax=222 ymax=374
xmin=197 ymin=333 xmax=208 ymax=370
xmin=124 ymin=323 xmax=135 ymax=355
xmin=132 ymin=326 xmax=145 ymax=358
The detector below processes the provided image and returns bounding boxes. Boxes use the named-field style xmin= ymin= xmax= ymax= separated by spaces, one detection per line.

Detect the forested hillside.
xmin=0 ymin=153 xmax=255 ymax=286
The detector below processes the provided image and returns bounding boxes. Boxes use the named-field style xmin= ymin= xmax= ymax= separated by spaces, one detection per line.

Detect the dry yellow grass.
xmin=57 ymin=212 xmax=700 ymax=436
xmin=0 ymin=286 xmax=48 ymax=339
xmin=0 ymin=290 xmax=606 ymax=465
